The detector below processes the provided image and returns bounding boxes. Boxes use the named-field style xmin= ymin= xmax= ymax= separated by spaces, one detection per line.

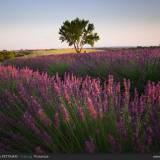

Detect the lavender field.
xmin=4 ymin=47 xmax=160 ymax=92
xmin=0 ymin=48 xmax=160 ymax=154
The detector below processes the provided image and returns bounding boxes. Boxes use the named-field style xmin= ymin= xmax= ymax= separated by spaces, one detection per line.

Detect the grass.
xmin=22 ymin=48 xmax=102 ymax=58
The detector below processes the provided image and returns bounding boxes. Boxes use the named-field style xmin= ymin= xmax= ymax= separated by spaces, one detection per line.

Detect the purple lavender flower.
xmin=85 ymin=138 xmax=96 ymax=153
xmin=107 ymin=134 xmax=121 ymax=152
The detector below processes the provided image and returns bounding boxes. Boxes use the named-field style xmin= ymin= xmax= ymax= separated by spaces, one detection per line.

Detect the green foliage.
xmin=59 ymin=18 xmax=100 ymax=53
xmin=0 ymin=50 xmax=16 ymax=61
xmin=143 ymin=58 xmax=160 ymax=82
xmin=0 ymin=50 xmax=34 ymax=62
xmin=48 ymin=63 xmax=70 ymax=76
xmin=4 ymin=51 xmax=16 ymax=59
xmin=16 ymin=50 xmax=32 ymax=57
xmin=0 ymin=53 xmax=4 ymax=61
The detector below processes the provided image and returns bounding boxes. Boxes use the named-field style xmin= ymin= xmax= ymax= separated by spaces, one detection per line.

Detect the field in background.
xmin=1 ymin=46 xmax=159 ymax=61
xmin=0 ymin=48 xmax=102 ymax=62
xmin=3 ymin=47 xmax=160 ymax=94
xmin=23 ymin=48 xmax=101 ymax=58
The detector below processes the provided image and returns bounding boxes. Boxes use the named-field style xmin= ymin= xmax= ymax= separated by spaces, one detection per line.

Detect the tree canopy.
xmin=59 ymin=18 xmax=100 ymax=53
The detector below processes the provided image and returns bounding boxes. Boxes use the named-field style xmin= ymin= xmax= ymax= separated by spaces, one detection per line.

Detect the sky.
xmin=0 ymin=0 xmax=160 ymax=50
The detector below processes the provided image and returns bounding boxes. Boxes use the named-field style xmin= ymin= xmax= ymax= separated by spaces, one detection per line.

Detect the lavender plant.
xmin=0 ymin=65 xmax=160 ymax=153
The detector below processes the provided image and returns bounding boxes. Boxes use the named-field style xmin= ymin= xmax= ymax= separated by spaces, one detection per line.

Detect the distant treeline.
xmin=0 ymin=50 xmax=33 ymax=61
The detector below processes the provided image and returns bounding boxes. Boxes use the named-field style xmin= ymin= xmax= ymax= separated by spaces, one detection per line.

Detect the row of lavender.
xmin=0 ymin=65 xmax=160 ymax=153
xmin=3 ymin=48 xmax=160 ymax=73
xmin=3 ymin=48 xmax=160 ymax=93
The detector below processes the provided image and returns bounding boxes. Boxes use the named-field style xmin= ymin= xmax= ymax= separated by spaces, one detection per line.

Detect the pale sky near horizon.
xmin=0 ymin=0 xmax=160 ymax=50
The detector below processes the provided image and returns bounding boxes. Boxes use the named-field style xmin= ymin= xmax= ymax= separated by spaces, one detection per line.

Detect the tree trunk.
xmin=74 ymin=43 xmax=83 ymax=53
xmin=74 ymin=44 xmax=81 ymax=53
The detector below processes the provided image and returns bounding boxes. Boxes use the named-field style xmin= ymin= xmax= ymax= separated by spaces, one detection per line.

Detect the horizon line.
xmin=1 ymin=45 xmax=160 ymax=51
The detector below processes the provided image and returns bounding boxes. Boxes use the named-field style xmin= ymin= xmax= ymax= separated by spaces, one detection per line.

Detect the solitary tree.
xmin=59 ymin=18 xmax=100 ymax=53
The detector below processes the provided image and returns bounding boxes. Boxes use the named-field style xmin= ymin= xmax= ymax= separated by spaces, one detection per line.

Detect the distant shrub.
xmin=0 ymin=53 xmax=4 ymax=61
xmin=0 ymin=50 xmax=33 ymax=62
xmin=16 ymin=50 xmax=32 ymax=57
xmin=0 ymin=50 xmax=16 ymax=61
xmin=4 ymin=51 xmax=16 ymax=59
